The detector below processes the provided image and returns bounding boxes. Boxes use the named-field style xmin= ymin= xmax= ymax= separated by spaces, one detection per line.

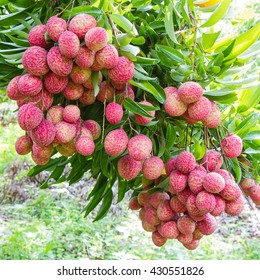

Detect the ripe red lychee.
xmin=68 ymin=14 xmax=97 ymax=39
xmin=210 ymin=195 xmax=226 ymax=216
xmin=168 ymin=170 xmax=188 ymax=194
xmin=142 ymin=156 xmax=164 ymax=180
xmin=144 ymin=207 xmax=160 ymax=225
xmin=142 ymin=220 xmax=157 ymax=232
xmin=134 ymin=101 xmax=155 ymax=125
xmin=216 ymin=169 xmax=235 ymax=181
xmin=219 ymin=178 xmax=242 ymax=201
xmin=63 ymin=105 xmax=80 ymax=123
xmin=225 ymin=195 xmax=244 ymax=216
xmin=58 ymin=31 xmax=80 ymax=58
xmin=183 ymin=240 xmax=200 ymax=250
xmin=91 ymin=59 xmax=104 ymax=71
xmin=104 ymin=128 xmax=128 ymax=157
xmin=28 ymin=24 xmax=50 ymax=49
xmin=96 ymin=44 xmax=119 ymax=69
xmin=170 ymin=196 xmax=187 ymax=213
xmin=197 ymin=213 xmax=217 ymax=235
xmin=127 ymin=134 xmax=152 ymax=161
xmin=44 ymin=71 xmax=68 ymax=94
xmin=107 ymin=56 xmax=134 ymax=83
xmin=187 ymin=96 xmax=211 ymax=121
xmin=186 ymin=193 xmax=205 ymax=216
xmin=249 ymin=185 xmax=260 ymax=205
xmin=15 ymin=135 xmax=33 ymax=155
xmin=32 ymin=143 xmax=53 ymax=159
xmin=46 ymin=106 xmax=64 ymax=124
xmin=31 ymin=119 xmax=56 ymax=147
xmin=7 ymin=76 xmax=24 ymax=100
xmin=164 ymin=86 xmax=178 ymax=97
xmin=63 ymin=81 xmax=84 ymax=100
xmin=18 ymin=74 xmax=42 ymax=97
xmin=240 ymin=178 xmax=256 ymax=195
xmin=164 ymin=92 xmax=187 ymax=117
xmin=177 ymin=215 xmax=196 ymax=234
xmin=83 ymin=120 xmax=101 ymax=140
xmin=83 ymin=71 xmax=103 ymax=89
xmin=47 ymin=46 xmax=73 ymax=77
xmin=97 ymin=81 xmax=114 ymax=103
xmin=196 ymin=191 xmax=216 ymax=213
xmin=203 ymin=172 xmax=225 ymax=193
xmin=176 ymin=151 xmax=196 ymax=175
xmin=128 ymin=196 xmax=141 ymax=210
xmin=55 ymin=121 xmax=76 ymax=144
xmin=165 ymin=157 xmax=177 ymax=176
xmin=31 ymin=154 xmax=50 ymax=166
xmin=30 ymin=89 xmax=53 ymax=111
xmin=137 ymin=186 xmax=152 ymax=207
xmin=202 ymin=101 xmax=222 ymax=128
xmin=139 ymin=208 xmax=146 ymax=220
xmin=177 ymin=233 xmax=193 ymax=244
xmin=85 ymin=27 xmax=108 ymax=51
xmin=182 ymin=111 xmax=198 ymax=125
xmin=157 ymin=200 xmax=176 ymax=222
xmin=202 ymin=150 xmax=223 ymax=172
xmin=178 ymin=81 xmax=203 ymax=103
xmin=18 ymin=102 xmax=43 ymax=131
xmin=188 ymin=168 xmax=207 ymax=194
xmin=152 ymin=231 xmax=167 ymax=247
xmin=150 ymin=192 xmax=170 ymax=209
xmin=105 ymin=102 xmax=123 ymax=124
xmin=46 ymin=16 xmax=67 ymax=42
xmin=221 ymin=134 xmax=243 ymax=158
xmin=177 ymin=188 xmax=193 ymax=205
xmin=117 ymin=155 xmax=142 ymax=180
xmin=22 ymin=46 xmax=49 ymax=76
xmin=160 ymin=221 xmax=179 ymax=239
xmin=80 ymin=89 xmax=96 ymax=105
xmin=70 ymin=65 xmax=92 ymax=84
xmin=75 ymin=136 xmax=95 ymax=156
xmin=116 ymin=86 xmax=135 ymax=104
xmin=75 ymin=46 xmax=95 ymax=68
xmin=79 ymin=127 xmax=93 ymax=140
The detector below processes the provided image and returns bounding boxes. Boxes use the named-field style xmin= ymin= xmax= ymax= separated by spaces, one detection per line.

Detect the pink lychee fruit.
xmin=202 ymin=150 xmax=223 ymax=172
xmin=96 ymin=44 xmax=119 ymax=69
xmin=165 ymin=157 xmax=177 ymax=176
xmin=84 ymin=27 xmax=108 ymax=51
xmin=142 ymin=220 xmax=157 ymax=232
xmin=83 ymin=120 xmax=101 ymax=140
xmin=225 ymin=195 xmax=244 ymax=216
xmin=70 ymin=65 xmax=92 ymax=84
xmin=160 ymin=221 xmax=179 ymax=239
xmin=28 ymin=24 xmax=51 ymax=49
xmin=152 ymin=231 xmax=167 ymax=247
xmin=188 ymin=168 xmax=207 ymax=194
xmin=116 ymin=86 xmax=135 ymax=104
xmin=186 ymin=193 xmax=205 ymax=216
xmin=196 ymin=191 xmax=216 ymax=213
xmin=68 ymin=14 xmax=97 ymax=39
xmin=46 ymin=16 xmax=67 ymax=42
xmin=30 ymin=89 xmax=53 ymax=111
xmin=157 ymin=200 xmax=176 ymax=222
xmin=63 ymin=81 xmax=84 ymax=100
xmin=31 ymin=119 xmax=56 ymax=147
xmin=216 ymin=169 xmax=235 ymax=181
xmin=58 ymin=31 xmax=80 ymax=58
xmin=18 ymin=74 xmax=42 ymax=97
xmin=83 ymin=71 xmax=103 ymax=89
xmin=138 ymin=207 xmax=146 ymax=220
xmin=170 ymin=196 xmax=187 ymax=213
xmin=164 ymin=86 xmax=178 ymax=97
xmin=203 ymin=172 xmax=225 ymax=193
xmin=187 ymin=96 xmax=211 ymax=121
xmin=197 ymin=213 xmax=217 ymax=235
xmin=75 ymin=46 xmax=95 ymax=68
xmin=249 ymin=185 xmax=260 ymax=205
xmin=193 ymin=228 xmax=204 ymax=240
xmin=7 ymin=76 xmax=24 ymax=100
xmin=137 ymin=186 xmax=152 ymax=207
xmin=164 ymin=92 xmax=187 ymax=117
xmin=176 ymin=151 xmax=196 ymax=174
xmin=177 ymin=215 xmax=196 ymax=235
xmin=63 ymin=105 xmax=80 ymax=123
xmin=80 ymin=89 xmax=96 ymax=105
xmin=142 ymin=156 xmax=164 ymax=180
xmin=178 ymin=81 xmax=203 ymax=103
xmin=117 ymin=155 xmax=142 ymax=180
xmin=32 ymin=143 xmax=53 ymax=159
xmin=18 ymin=102 xmax=43 ymax=131
xmin=97 ymin=81 xmax=114 ymax=103
xmin=144 ymin=207 xmax=160 ymax=225
xmin=105 ymin=102 xmax=123 ymax=124
xmin=75 ymin=136 xmax=95 ymax=156
xmin=240 ymin=178 xmax=256 ymax=195
xmin=219 ymin=178 xmax=242 ymax=201
xmin=107 ymin=56 xmax=134 ymax=83
xmin=183 ymin=240 xmax=200 ymax=250
xmin=22 ymin=46 xmax=49 ymax=76
xmin=15 ymin=135 xmax=33 ymax=155
xmin=202 ymin=101 xmax=222 ymax=128
xmin=182 ymin=111 xmax=198 ymax=125
xmin=177 ymin=188 xmax=193 ymax=205
xmin=31 ymin=154 xmax=50 ymax=166
xmin=150 ymin=192 xmax=170 ymax=209
xmin=177 ymin=233 xmax=193 ymax=244
xmin=210 ymin=195 xmax=226 ymax=216
xmin=104 ymin=128 xmax=128 ymax=157
xmin=44 ymin=71 xmax=68 ymax=94
xmin=128 ymin=196 xmax=142 ymax=210
xmin=168 ymin=170 xmax=188 ymax=194
xmin=91 ymin=59 xmax=104 ymax=71
xmin=55 ymin=121 xmax=76 ymax=144
xmin=46 ymin=106 xmax=64 ymax=124
xmin=221 ymin=134 xmax=243 ymax=158
xmin=127 ymin=134 xmax=152 ymax=161
xmin=47 ymin=46 xmax=73 ymax=77
xmin=134 ymin=101 xmax=155 ymax=125
xmin=79 ymin=127 xmax=93 ymax=140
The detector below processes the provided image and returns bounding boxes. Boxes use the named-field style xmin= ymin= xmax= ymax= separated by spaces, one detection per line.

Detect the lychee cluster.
xmin=129 ymin=150 xmax=248 ymax=250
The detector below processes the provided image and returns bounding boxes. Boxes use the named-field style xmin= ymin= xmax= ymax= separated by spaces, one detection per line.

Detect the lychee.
xmin=31 ymin=154 xmax=50 ymax=166
xmin=164 ymin=92 xmax=187 ymax=117
xmin=18 ymin=74 xmax=42 ymax=97
xmin=186 ymin=193 xmax=205 ymax=216
xmin=79 ymin=127 xmax=93 ymax=140
xmin=46 ymin=106 xmax=64 ymax=124
xmin=75 ymin=136 xmax=95 ymax=156
xmin=202 ymin=101 xmax=222 ymax=128
xmin=75 ymin=46 xmax=95 ymax=68
xmin=221 ymin=134 xmax=243 ymax=158
xmin=177 ymin=215 xmax=196 ymax=235
xmin=56 ymin=141 xmax=76 ymax=157
xmin=117 ymin=86 xmax=135 ymax=104
xmin=249 ymin=185 xmax=260 ymax=205
xmin=182 ymin=111 xmax=198 ymax=125
xmin=83 ymin=71 xmax=102 ymax=89
xmin=142 ymin=156 xmax=164 ymax=180
xmin=144 ymin=207 xmax=160 ymax=225
xmin=31 ymin=119 xmax=56 ymax=147
xmin=210 ymin=195 xmax=226 ymax=216
xmin=157 ymin=200 xmax=176 ymax=222
xmin=127 ymin=134 xmax=152 ymax=161
xmin=63 ymin=81 xmax=84 ymax=100
xmin=177 ymin=233 xmax=193 ymax=244
xmin=7 ymin=76 xmax=24 ymax=100
xmin=142 ymin=220 xmax=157 ymax=232
xmin=183 ymin=240 xmax=200 ymax=250
xmin=178 ymin=81 xmax=203 ymax=103
xmin=196 ymin=191 xmax=216 ymax=213
xmin=85 ymin=27 xmax=108 ymax=51
xmin=164 ymin=86 xmax=178 ymax=97
xmin=44 ymin=71 xmax=68 ymax=94
xmin=152 ymin=231 xmax=167 ymax=247
xmin=58 ymin=31 xmax=80 ymax=59
xmin=63 ymin=105 xmax=80 ymax=123
xmin=105 ymin=102 xmax=123 ymax=124
xmin=197 ymin=213 xmax=217 ymax=235
xmin=128 ymin=196 xmax=141 ymax=210
xmin=28 ymin=24 xmax=50 ymax=49
xmin=168 ymin=170 xmax=188 ymax=194
xmin=150 ymin=192 xmax=170 ymax=209
xmin=15 ymin=135 xmax=33 ymax=155
xmin=160 ymin=221 xmax=179 ymax=239
xmin=30 ymin=89 xmax=53 ymax=111
xmin=55 ymin=121 xmax=77 ymax=144
xmin=170 ymin=196 xmax=187 ymax=213
xmin=216 ymin=169 xmax=235 ymax=181
xmin=134 ymin=101 xmax=155 ymax=125
xmin=96 ymin=44 xmax=119 ymax=69
xmin=70 ymin=65 xmax=92 ymax=84
xmin=165 ymin=157 xmax=177 ymax=176
xmin=202 ymin=150 xmax=223 ymax=172
xmin=176 ymin=151 xmax=196 ymax=174
xmin=240 ymin=178 xmax=256 ymax=195
xmin=177 ymin=188 xmax=193 ymax=205
xmin=83 ymin=120 xmax=101 ymax=140
xmin=225 ymin=195 xmax=244 ymax=216
xmin=117 ymin=155 xmax=142 ymax=180
xmin=187 ymin=96 xmax=211 ymax=121
xmin=46 ymin=16 xmax=67 ymax=42
xmin=137 ymin=186 xmax=152 ymax=206
xmin=32 ymin=143 xmax=53 ymax=159
xmin=188 ymin=168 xmax=206 ymax=194
xmin=97 ymin=81 xmax=114 ymax=103
xmin=104 ymin=128 xmax=128 ymax=157
xmin=219 ymin=178 xmax=242 ymax=201
xmin=80 ymin=89 xmax=96 ymax=105
xmin=193 ymin=228 xmax=204 ymax=240
xmin=203 ymin=172 xmax=225 ymax=193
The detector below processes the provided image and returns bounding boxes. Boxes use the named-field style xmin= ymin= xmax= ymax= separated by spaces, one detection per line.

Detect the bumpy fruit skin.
xmin=186 ymin=193 xmax=205 ymax=216
xmin=150 ymin=192 xmax=170 ymax=209
xmin=203 ymin=172 xmax=225 ymax=193
xmin=117 ymin=155 xmax=142 ymax=180
xmin=96 ymin=44 xmax=119 ymax=69
xmin=31 ymin=119 xmax=56 ymax=147
xmin=92 ymin=58 xmax=105 ymax=71
xmin=193 ymin=228 xmax=204 ymax=240
xmin=22 ymin=46 xmax=49 ymax=76
xmin=80 ymin=89 xmax=96 ymax=105
xmin=44 ymin=71 xmax=68 ymax=94
xmin=47 ymin=46 xmax=73 ymax=77
xmin=128 ymin=196 xmax=141 ymax=210
xmin=210 ymin=195 xmax=226 ymax=216
xmin=116 ymin=86 xmax=135 ymax=104
xmin=63 ymin=81 xmax=84 ymax=100
xmin=70 ymin=65 xmax=91 ymax=84
xmin=46 ymin=106 xmax=64 ymax=124
xmin=75 ymin=136 xmax=95 ymax=156
xmin=46 ymin=16 xmax=67 ymax=42
xmin=176 ymin=151 xmax=196 ymax=174
xmin=68 ymin=14 xmax=97 ymax=39
xmin=134 ymin=101 xmax=155 ymax=125
xmin=18 ymin=74 xmax=42 ymax=97
xmin=177 ymin=215 xmax=196 ymax=234
xmin=177 ymin=233 xmax=193 ymax=244
xmin=183 ymin=240 xmax=200 ymax=250
xmin=178 ymin=81 xmax=203 ymax=104
xmin=216 ymin=169 xmax=234 ymax=181
xmin=164 ymin=86 xmax=178 ymax=97
xmin=144 ymin=207 xmax=160 ymax=225
xmin=75 ymin=46 xmax=95 ymax=68
xmin=83 ymin=120 xmax=101 ymax=140
xmin=177 ymin=188 xmax=193 ymax=205
xmin=83 ymin=71 xmax=103 ymax=89
xmin=220 ymin=178 xmax=242 ymax=201
xmin=157 ymin=200 xmax=176 ymax=222
xmin=31 ymin=154 xmax=50 ymax=166
xmin=152 ymin=231 xmax=167 ymax=247
xmin=7 ymin=76 xmax=24 ymax=100
xmin=202 ymin=150 xmax=223 ymax=172
xmin=161 ymin=221 xmax=179 ymax=239
xmin=107 ymin=57 xmax=134 ymax=83
xmin=142 ymin=156 xmax=164 ymax=180
xmin=182 ymin=111 xmax=198 ymax=125
xmin=32 ymin=143 xmax=53 ymax=159
xmin=97 ymin=81 xmax=114 ymax=103
xmin=187 ymin=96 xmax=211 ymax=121
xmin=55 ymin=121 xmax=77 ymax=143
xmin=202 ymin=101 xmax=222 ymax=128
xmin=188 ymin=169 xmax=206 ymax=194
xmin=221 ymin=134 xmax=243 ymax=158
xmin=142 ymin=220 xmax=156 ymax=232
xmin=197 ymin=214 xmax=217 ymax=235
xmin=63 ymin=105 xmax=80 ymax=123
xmin=15 ymin=136 xmax=33 ymax=155
xmin=240 ymin=178 xmax=256 ymax=194
xmin=85 ymin=27 xmax=108 ymax=51
xmin=196 ymin=191 xmax=216 ymax=213
xmin=79 ymin=127 xmax=93 ymax=140
xmin=225 ymin=195 xmax=244 ymax=216
xmin=165 ymin=157 xmax=177 ymax=176
xmin=105 ymin=102 xmax=123 ymax=124
xmin=249 ymin=185 xmax=260 ymax=205
xmin=30 ymin=89 xmax=53 ymax=111
xmin=164 ymin=92 xmax=187 ymax=117
xmin=18 ymin=102 xmax=43 ymax=131
xmin=169 ymin=170 xmax=188 ymax=193
xmin=56 ymin=141 xmax=76 ymax=157
xmin=127 ymin=134 xmax=152 ymax=161
xmin=28 ymin=24 xmax=50 ymax=49
xmin=170 ymin=196 xmax=187 ymax=213
xmin=104 ymin=128 xmax=128 ymax=157
xmin=58 ymin=31 xmax=80 ymax=59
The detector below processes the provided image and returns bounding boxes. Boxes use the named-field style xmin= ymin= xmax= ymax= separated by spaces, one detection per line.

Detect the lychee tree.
xmin=0 ymin=0 xmax=260 ymax=249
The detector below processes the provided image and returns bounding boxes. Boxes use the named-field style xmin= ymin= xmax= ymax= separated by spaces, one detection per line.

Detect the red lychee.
xmin=44 ymin=71 xmax=68 ymax=94
xmin=32 ymin=143 xmax=53 ymax=159
xmin=63 ymin=105 xmax=80 ymax=123
xmin=58 ymin=31 xmax=80 ymax=59
xmin=80 ymin=89 xmax=96 ymax=105
xmin=55 ymin=121 xmax=76 ymax=144
xmin=28 ymin=24 xmax=50 ymax=49
xmin=85 ymin=27 xmax=108 ymax=51
xmin=104 ymin=128 xmax=128 ymax=157
xmin=144 ymin=207 xmax=160 ymax=225
xmin=202 ymin=150 xmax=223 ymax=172
xmin=46 ymin=16 xmax=67 ymax=42
xmin=63 ymin=81 xmax=84 ymax=100
xmin=31 ymin=119 xmax=56 ymax=147
xmin=83 ymin=71 xmax=103 ymax=89
xmin=128 ymin=196 xmax=141 ymax=211
xmin=117 ymin=155 xmax=142 ymax=180
xmin=70 ymin=65 xmax=92 ymax=84
xmin=164 ymin=86 xmax=178 ymax=97
xmin=249 ymin=185 xmax=260 ymax=205
xmin=193 ymin=228 xmax=204 ymax=240
xmin=186 ymin=193 xmax=205 ymax=216
xmin=182 ymin=111 xmax=198 ymax=125
xmin=83 ymin=120 xmax=101 ymax=140
xmin=160 ymin=221 xmax=179 ymax=239
xmin=7 ymin=76 xmax=24 ymax=100
xmin=197 ymin=213 xmax=217 ymax=235
xmin=202 ymin=101 xmax=222 ymax=128
xmin=117 ymin=86 xmax=135 ymax=104
xmin=79 ymin=127 xmax=93 ymax=140
xmin=75 ymin=46 xmax=95 ymax=68
xmin=150 ymin=192 xmax=170 ymax=209
xmin=170 ymin=196 xmax=187 ymax=213
xmin=46 ymin=106 xmax=64 ymax=124
xmin=157 ymin=200 xmax=176 ymax=222
xmin=210 ymin=195 xmax=226 ymax=216
xmin=75 ymin=136 xmax=95 ymax=156
xmin=168 ymin=170 xmax=188 ymax=194
xmin=30 ymin=89 xmax=53 ymax=111
xmin=165 ymin=157 xmax=177 ymax=176
xmin=134 ymin=101 xmax=155 ymax=125
xmin=142 ymin=220 xmax=157 ymax=232
xmin=15 ymin=135 xmax=33 ymax=155
xmin=203 ymin=172 xmax=225 ymax=193
xmin=219 ymin=178 xmax=242 ymax=201
xmin=240 ymin=178 xmax=256 ymax=195
xmin=96 ymin=44 xmax=119 ymax=69
xmin=127 ymin=134 xmax=152 ymax=161
xmin=176 ymin=151 xmax=196 ymax=174
xmin=18 ymin=74 xmax=42 ymax=97
xmin=221 ymin=134 xmax=243 ymax=158
xmin=164 ymin=92 xmax=187 ymax=117
xmin=177 ymin=188 xmax=193 ymax=205
xmin=91 ymin=59 xmax=104 ymax=71
xmin=183 ymin=240 xmax=200 ymax=250
xmin=178 ymin=81 xmax=203 ymax=103
xmin=152 ymin=231 xmax=167 ymax=247
xmin=196 ymin=191 xmax=216 ymax=213
xmin=187 ymin=96 xmax=211 ymax=121
xmin=188 ymin=168 xmax=207 ymax=194
xmin=97 ymin=81 xmax=114 ymax=103
xmin=225 ymin=195 xmax=244 ymax=216
xmin=31 ymin=154 xmax=50 ymax=166
xmin=177 ymin=233 xmax=193 ymax=244
xmin=177 ymin=215 xmax=196 ymax=235
xmin=142 ymin=156 xmax=164 ymax=180
xmin=216 ymin=169 xmax=235 ymax=181
xmin=105 ymin=102 xmax=123 ymax=124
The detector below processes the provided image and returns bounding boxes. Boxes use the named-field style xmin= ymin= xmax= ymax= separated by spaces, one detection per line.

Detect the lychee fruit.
xmin=32 ymin=143 xmax=53 ymax=159
xmin=83 ymin=71 xmax=103 ymax=89
xmin=144 ymin=207 xmax=160 ymax=225
xmin=128 ymin=196 xmax=141 ymax=210
xmin=219 ymin=178 xmax=242 ymax=201
xmin=18 ymin=74 xmax=42 ymax=97
xmin=58 ymin=31 xmax=80 ymax=59
xmin=142 ymin=156 xmax=164 ymax=180
xmin=202 ymin=150 xmax=223 ymax=172
xmin=75 ymin=46 xmax=95 ymax=68
xmin=80 ymin=89 xmax=96 ymax=105
xmin=176 ymin=151 xmax=196 ymax=174
xmin=142 ymin=220 xmax=157 ymax=232
xmin=56 ymin=141 xmax=76 ymax=157
xmin=177 ymin=188 xmax=193 ymax=205
xmin=249 ymin=185 xmax=260 ymax=205
xmin=44 ymin=71 xmax=68 ymax=94
xmin=139 ymin=207 xmax=146 ymax=220
xmin=75 ymin=136 xmax=95 ymax=156
xmin=96 ymin=44 xmax=119 ymax=69
xmin=134 ymin=101 xmax=155 ymax=125
xmin=183 ymin=240 xmax=200 ymax=250
xmin=149 ymin=192 xmax=170 ymax=209
xmin=177 ymin=233 xmax=193 ymax=244
xmin=240 ymin=178 xmax=256 ymax=195
xmin=137 ymin=186 xmax=152 ymax=207
xmin=152 ymin=231 xmax=167 ymax=247
xmin=46 ymin=106 xmax=64 ymax=124
xmin=178 ymin=81 xmax=203 ymax=103
xmin=157 ymin=200 xmax=176 ymax=222
xmin=193 ymin=228 xmax=204 ymax=240
xmin=63 ymin=81 xmax=84 ymax=100
xmin=31 ymin=154 xmax=50 ymax=166
xmin=30 ymin=89 xmax=53 ymax=111
xmin=216 ymin=169 xmax=234 ymax=181
xmin=177 ymin=215 xmax=196 ymax=234
xmin=46 ymin=16 xmax=67 ymax=42
xmin=83 ymin=120 xmax=101 ymax=140
xmin=97 ymin=81 xmax=114 ymax=103
xmin=221 ymin=134 xmax=243 ymax=158
xmin=196 ymin=191 xmax=216 ymax=213
xmin=210 ymin=195 xmax=226 ymax=216
xmin=31 ymin=119 xmax=56 ymax=147
xmin=188 ymin=168 xmax=207 ymax=194
xmin=70 ymin=65 xmax=92 ymax=84
xmin=164 ymin=86 xmax=178 ymax=97
xmin=187 ymin=96 xmax=211 ymax=121
xmin=170 ymin=196 xmax=187 ymax=213
xmin=127 ymin=134 xmax=152 ymax=161
xmin=105 ymin=102 xmax=123 ymax=124
xmin=165 ymin=157 xmax=177 ymax=176
xmin=182 ymin=111 xmax=198 ymax=125
xmin=79 ymin=127 xmax=93 ymax=140
xmin=28 ymin=24 xmax=50 ymax=49
xmin=63 ymin=105 xmax=80 ymax=123
xmin=7 ymin=76 xmax=24 ymax=100
xmin=55 ymin=121 xmax=77 ymax=144
xmin=116 ymin=86 xmax=135 ymax=104
xmin=164 ymin=92 xmax=187 ymax=117
xmin=160 ymin=221 xmax=179 ymax=239
xmin=197 ymin=213 xmax=217 ymax=235
xmin=15 ymin=135 xmax=33 ymax=155
xmin=202 ymin=101 xmax=222 ymax=128
xmin=225 ymin=195 xmax=244 ymax=216
xmin=203 ymin=172 xmax=225 ymax=193
xmin=104 ymin=128 xmax=128 ymax=157
xmin=85 ymin=27 xmax=108 ymax=51
xmin=186 ymin=193 xmax=205 ymax=216
xmin=168 ymin=170 xmax=188 ymax=193
xmin=117 ymin=155 xmax=142 ymax=180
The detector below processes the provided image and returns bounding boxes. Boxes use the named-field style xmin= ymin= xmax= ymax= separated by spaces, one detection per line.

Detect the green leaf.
xmin=135 ymin=56 xmax=160 ymax=66
xmin=164 ymin=2 xmax=180 ymax=45
xmin=119 ymin=44 xmax=140 ymax=60
xmin=156 ymin=45 xmax=184 ymax=63
xmin=165 ymin=123 xmax=176 ymax=150
xmin=237 ymin=86 xmax=260 ymax=113
xmin=134 ymin=69 xmax=157 ymax=81
xmin=244 ymin=131 xmax=260 ymax=141
xmin=117 ymin=179 xmax=128 ymax=203
xmin=228 ymin=158 xmax=242 ymax=184
xmin=94 ymin=188 xmax=113 ymax=221
xmin=92 ymin=71 xmax=100 ymax=97
xmin=62 ymin=6 xmax=101 ymax=18
xmin=123 ymin=98 xmax=155 ymax=118
xmin=234 ymin=114 xmax=259 ymax=138
xmin=110 ymin=14 xmax=138 ymax=35
xmin=200 ymin=0 xmax=232 ymax=28
xmin=202 ymin=31 xmax=221 ymax=50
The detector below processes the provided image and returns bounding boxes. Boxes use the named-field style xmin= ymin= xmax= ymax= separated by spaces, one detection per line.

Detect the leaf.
xmin=244 ymin=131 xmax=260 ymax=141
xmin=202 ymin=31 xmax=221 ymax=50
xmin=228 ymin=158 xmax=242 ymax=184
xmin=200 ymin=0 xmax=232 ymax=28
xmin=123 ymin=98 xmax=155 ymax=118
xmin=92 ymin=71 xmax=100 ymax=97
xmin=110 ymin=14 xmax=138 ymax=35
xmin=135 ymin=56 xmax=160 ymax=66
xmin=234 ymin=113 xmax=259 ymax=138
xmin=94 ymin=188 xmax=113 ymax=221
xmin=119 ymin=44 xmax=140 ymax=60
xmin=62 ymin=6 xmax=101 ymax=18
xmin=133 ymin=69 xmax=157 ymax=81
xmin=165 ymin=123 xmax=176 ymax=150
xmin=156 ymin=45 xmax=184 ymax=63
xmin=237 ymin=86 xmax=260 ymax=113
xmin=164 ymin=2 xmax=180 ymax=45
xmin=117 ymin=179 xmax=128 ymax=203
